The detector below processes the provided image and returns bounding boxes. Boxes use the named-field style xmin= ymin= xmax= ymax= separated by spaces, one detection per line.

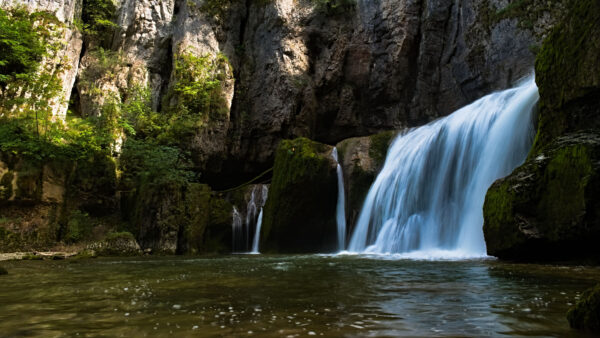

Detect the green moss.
xmin=535 ymin=0 xmax=600 ymax=109
xmin=368 ymin=131 xmax=395 ymax=166
xmin=105 ymin=231 xmax=135 ymax=241
xmin=81 ymin=0 xmax=118 ymax=48
xmin=261 ymin=137 xmax=337 ymax=253
xmin=568 ymin=284 xmax=600 ymax=332
xmin=483 ymin=134 xmax=600 ymax=260
xmin=537 ymin=145 xmax=592 ymax=240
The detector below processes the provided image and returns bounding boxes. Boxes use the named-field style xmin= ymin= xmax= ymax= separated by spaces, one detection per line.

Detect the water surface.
xmin=0 ymin=255 xmax=598 ymax=337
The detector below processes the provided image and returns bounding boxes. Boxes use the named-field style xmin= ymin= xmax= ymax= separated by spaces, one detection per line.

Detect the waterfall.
xmin=347 ymin=76 xmax=539 ymax=258
xmin=332 ymin=147 xmax=347 ymax=251
xmin=232 ymin=185 xmax=269 ymax=253
xmin=251 ymin=209 xmax=264 ymax=254
xmin=250 ymin=185 xmax=269 ymax=254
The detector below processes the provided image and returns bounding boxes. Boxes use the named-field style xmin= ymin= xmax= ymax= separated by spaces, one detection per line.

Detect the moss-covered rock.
xmin=567 ymin=284 xmax=600 ymax=332
xmin=484 ymin=132 xmax=600 ymax=261
xmin=483 ymin=0 xmax=600 ymax=262
xmin=336 ymin=131 xmax=395 ymax=234
xmin=531 ymin=0 xmax=600 ymax=155
xmin=122 ymin=180 xmax=233 ymax=255
xmin=261 ymin=137 xmax=338 ymax=253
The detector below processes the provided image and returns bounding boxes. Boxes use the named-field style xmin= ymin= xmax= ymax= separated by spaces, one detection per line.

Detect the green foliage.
xmin=119 ymin=138 xmax=195 ymax=188
xmin=79 ymin=48 xmax=126 ymax=90
xmin=0 ymin=8 xmax=56 ymax=88
xmin=63 ymin=210 xmax=92 ymax=243
xmin=82 ymin=0 xmax=118 ymax=47
xmin=160 ymin=52 xmax=230 ymax=146
xmin=0 ymin=8 xmax=64 ymax=136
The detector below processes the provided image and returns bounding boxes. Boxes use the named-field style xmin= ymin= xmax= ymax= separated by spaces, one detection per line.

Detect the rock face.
xmin=122 ymin=182 xmax=233 ymax=254
xmin=2 ymin=0 xmax=566 ymax=178
xmin=261 ymin=138 xmax=338 ymax=253
xmin=0 ymin=0 xmax=83 ymax=119
xmin=568 ymin=284 xmax=600 ymax=332
xmin=336 ymin=131 xmax=396 ymax=234
xmin=0 ymin=0 xmax=579 ymax=255
xmin=483 ymin=0 xmax=600 ymax=262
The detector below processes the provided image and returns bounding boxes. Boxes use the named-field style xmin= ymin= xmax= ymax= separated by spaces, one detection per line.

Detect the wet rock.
xmin=336 ymin=131 xmax=396 ymax=232
xmin=483 ymin=132 xmax=600 ymax=261
xmin=261 ymin=137 xmax=338 ymax=253
xmin=568 ymin=284 xmax=600 ymax=332
xmin=483 ymin=0 xmax=600 ymax=262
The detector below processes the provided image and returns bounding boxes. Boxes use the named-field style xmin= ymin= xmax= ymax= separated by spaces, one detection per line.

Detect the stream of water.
xmin=0 ymin=255 xmax=597 ymax=337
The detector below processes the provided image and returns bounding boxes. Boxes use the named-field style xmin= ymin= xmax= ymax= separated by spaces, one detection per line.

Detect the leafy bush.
xmin=159 ymin=52 xmax=230 ymax=146
xmin=0 ymin=8 xmax=55 ymax=89
xmin=63 ymin=210 xmax=92 ymax=243
xmin=82 ymin=0 xmax=118 ymax=47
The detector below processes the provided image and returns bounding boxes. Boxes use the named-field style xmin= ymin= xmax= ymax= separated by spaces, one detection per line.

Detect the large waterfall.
xmin=332 ymin=147 xmax=347 ymax=251
xmin=347 ymin=76 xmax=539 ymax=258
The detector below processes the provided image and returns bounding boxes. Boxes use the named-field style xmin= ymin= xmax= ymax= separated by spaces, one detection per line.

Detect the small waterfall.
xmin=332 ymin=147 xmax=347 ymax=251
xmin=348 ymin=76 xmax=539 ymax=258
xmin=250 ymin=185 xmax=268 ymax=254
xmin=251 ymin=209 xmax=264 ymax=253
xmin=232 ymin=185 xmax=269 ymax=253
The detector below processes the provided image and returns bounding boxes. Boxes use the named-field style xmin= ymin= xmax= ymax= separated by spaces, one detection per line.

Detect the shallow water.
xmin=0 ymin=255 xmax=598 ymax=337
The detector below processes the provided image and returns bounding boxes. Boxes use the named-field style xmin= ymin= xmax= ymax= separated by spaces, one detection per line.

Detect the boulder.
xmin=261 ymin=137 xmax=338 ymax=253
xmin=482 ymin=0 xmax=600 ymax=262
xmin=336 ymin=131 xmax=396 ymax=233
xmin=484 ymin=132 xmax=600 ymax=261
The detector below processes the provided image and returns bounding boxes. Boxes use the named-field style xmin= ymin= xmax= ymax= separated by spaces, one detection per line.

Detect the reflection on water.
xmin=0 ymin=255 xmax=599 ymax=337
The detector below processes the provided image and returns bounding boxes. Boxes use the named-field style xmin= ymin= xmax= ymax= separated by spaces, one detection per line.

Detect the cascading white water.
xmin=251 ymin=209 xmax=264 ymax=253
xmin=332 ymin=147 xmax=347 ymax=251
xmin=231 ymin=185 xmax=269 ymax=253
xmin=347 ymin=76 xmax=539 ymax=259
xmin=250 ymin=185 xmax=269 ymax=254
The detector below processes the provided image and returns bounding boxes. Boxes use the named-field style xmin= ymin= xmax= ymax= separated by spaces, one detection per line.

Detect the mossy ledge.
xmin=261 ymin=137 xmax=337 ymax=253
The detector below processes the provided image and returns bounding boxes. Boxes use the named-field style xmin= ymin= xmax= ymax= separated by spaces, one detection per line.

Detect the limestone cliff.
xmin=0 ymin=0 xmax=571 ymax=254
